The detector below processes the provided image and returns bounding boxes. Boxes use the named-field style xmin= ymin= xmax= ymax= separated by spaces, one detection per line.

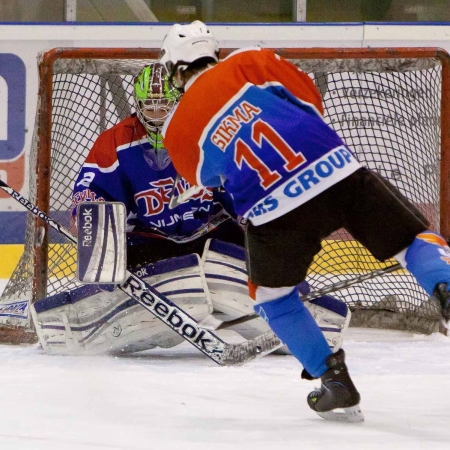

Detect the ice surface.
xmin=1 ymin=280 xmax=449 ymax=450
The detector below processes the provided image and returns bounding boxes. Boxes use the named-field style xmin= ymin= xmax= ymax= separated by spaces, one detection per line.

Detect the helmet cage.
xmin=136 ymin=97 xmax=176 ymax=134
xmin=134 ymin=63 xmax=180 ymax=135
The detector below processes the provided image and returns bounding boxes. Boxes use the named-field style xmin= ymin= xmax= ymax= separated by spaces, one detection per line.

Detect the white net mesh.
xmin=0 ymin=48 xmax=447 ymax=339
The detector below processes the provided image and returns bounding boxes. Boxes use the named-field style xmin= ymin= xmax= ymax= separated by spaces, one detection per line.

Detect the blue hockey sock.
xmin=254 ymin=289 xmax=332 ymax=378
xmin=404 ymin=231 xmax=450 ymax=295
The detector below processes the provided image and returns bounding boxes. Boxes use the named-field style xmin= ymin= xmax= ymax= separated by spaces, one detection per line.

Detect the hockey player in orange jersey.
xmin=159 ymin=20 xmax=450 ymax=423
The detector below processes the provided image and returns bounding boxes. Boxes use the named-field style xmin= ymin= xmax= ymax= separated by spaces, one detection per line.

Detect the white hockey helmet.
xmin=159 ymin=20 xmax=219 ymax=78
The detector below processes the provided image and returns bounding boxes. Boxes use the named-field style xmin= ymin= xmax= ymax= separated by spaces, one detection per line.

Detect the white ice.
xmin=1 ymin=279 xmax=450 ymax=450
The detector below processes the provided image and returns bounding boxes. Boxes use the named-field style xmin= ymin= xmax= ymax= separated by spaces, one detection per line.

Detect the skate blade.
xmin=316 ymin=405 xmax=364 ymax=423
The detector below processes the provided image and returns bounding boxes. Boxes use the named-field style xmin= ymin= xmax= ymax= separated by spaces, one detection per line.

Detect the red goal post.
xmin=1 ymin=46 xmax=449 ymax=342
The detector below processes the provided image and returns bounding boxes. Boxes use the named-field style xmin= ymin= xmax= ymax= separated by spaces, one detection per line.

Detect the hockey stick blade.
xmin=0 ymin=179 xmax=282 ymax=366
xmin=198 ymin=262 xmax=403 ymax=331
xmin=142 ymin=210 xmax=231 ymax=244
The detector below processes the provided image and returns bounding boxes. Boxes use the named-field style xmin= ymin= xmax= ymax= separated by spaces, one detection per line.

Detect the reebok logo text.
xmin=121 ymin=275 xmax=217 ymax=352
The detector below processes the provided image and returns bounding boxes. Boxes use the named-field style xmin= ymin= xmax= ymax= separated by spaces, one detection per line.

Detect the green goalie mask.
xmin=134 ymin=62 xmax=180 ymax=148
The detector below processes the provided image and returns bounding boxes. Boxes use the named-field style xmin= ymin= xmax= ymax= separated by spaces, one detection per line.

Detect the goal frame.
xmin=28 ymin=46 xmax=450 ymax=326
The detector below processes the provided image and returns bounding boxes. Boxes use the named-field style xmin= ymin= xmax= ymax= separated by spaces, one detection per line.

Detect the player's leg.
xmin=299 ymin=281 xmax=351 ymax=351
xmin=249 ymin=282 xmax=362 ymax=421
xmin=251 ymin=284 xmax=332 ymax=377
xmin=396 ymin=233 xmax=450 ymax=321
xmin=340 ymin=168 xmax=450 ymax=323
xmin=246 ymin=199 xmax=363 ymax=421
xmin=202 ymin=239 xmax=350 ymax=351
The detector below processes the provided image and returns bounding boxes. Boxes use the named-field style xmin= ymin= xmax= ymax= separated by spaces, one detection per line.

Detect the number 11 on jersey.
xmin=234 ymin=119 xmax=306 ymax=189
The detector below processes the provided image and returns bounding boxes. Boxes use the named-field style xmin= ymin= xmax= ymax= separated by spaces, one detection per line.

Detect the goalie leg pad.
xmin=202 ymin=239 xmax=273 ymax=340
xmin=305 ymin=295 xmax=351 ymax=352
xmin=202 ymin=240 xmax=350 ymax=352
xmin=31 ymin=254 xmax=212 ymax=355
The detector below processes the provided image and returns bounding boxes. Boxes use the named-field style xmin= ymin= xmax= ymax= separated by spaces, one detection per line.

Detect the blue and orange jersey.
xmin=72 ymin=114 xmax=215 ymax=237
xmin=162 ymin=48 xmax=361 ymax=225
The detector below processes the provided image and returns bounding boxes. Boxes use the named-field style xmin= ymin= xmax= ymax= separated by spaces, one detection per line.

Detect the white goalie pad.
xmin=304 ymin=295 xmax=351 ymax=352
xmin=31 ymin=254 xmax=212 ymax=356
xmin=202 ymin=239 xmax=350 ymax=352
xmin=202 ymin=239 xmax=273 ymax=341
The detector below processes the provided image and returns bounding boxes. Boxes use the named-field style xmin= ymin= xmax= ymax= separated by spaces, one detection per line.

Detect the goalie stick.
xmin=199 ymin=262 xmax=402 ymax=331
xmin=0 ymin=179 xmax=282 ymax=366
xmin=132 ymin=209 xmax=231 ymax=243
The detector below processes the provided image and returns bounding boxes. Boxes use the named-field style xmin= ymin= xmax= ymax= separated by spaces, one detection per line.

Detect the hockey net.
xmin=1 ymin=47 xmax=449 ymax=342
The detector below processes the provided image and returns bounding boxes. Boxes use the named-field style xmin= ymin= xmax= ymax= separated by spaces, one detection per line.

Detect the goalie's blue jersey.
xmin=71 ymin=115 xmax=215 ymax=237
xmin=162 ymin=48 xmax=361 ymax=225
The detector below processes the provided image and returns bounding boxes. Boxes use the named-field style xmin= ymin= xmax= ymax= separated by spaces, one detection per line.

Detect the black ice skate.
xmin=307 ymin=349 xmax=364 ymax=423
xmin=434 ymin=283 xmax=450 ymax=324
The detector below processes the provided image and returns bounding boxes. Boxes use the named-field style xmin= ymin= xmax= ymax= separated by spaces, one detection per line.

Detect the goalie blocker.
xmin=76 ymin=202 xmax=127 ymax=284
